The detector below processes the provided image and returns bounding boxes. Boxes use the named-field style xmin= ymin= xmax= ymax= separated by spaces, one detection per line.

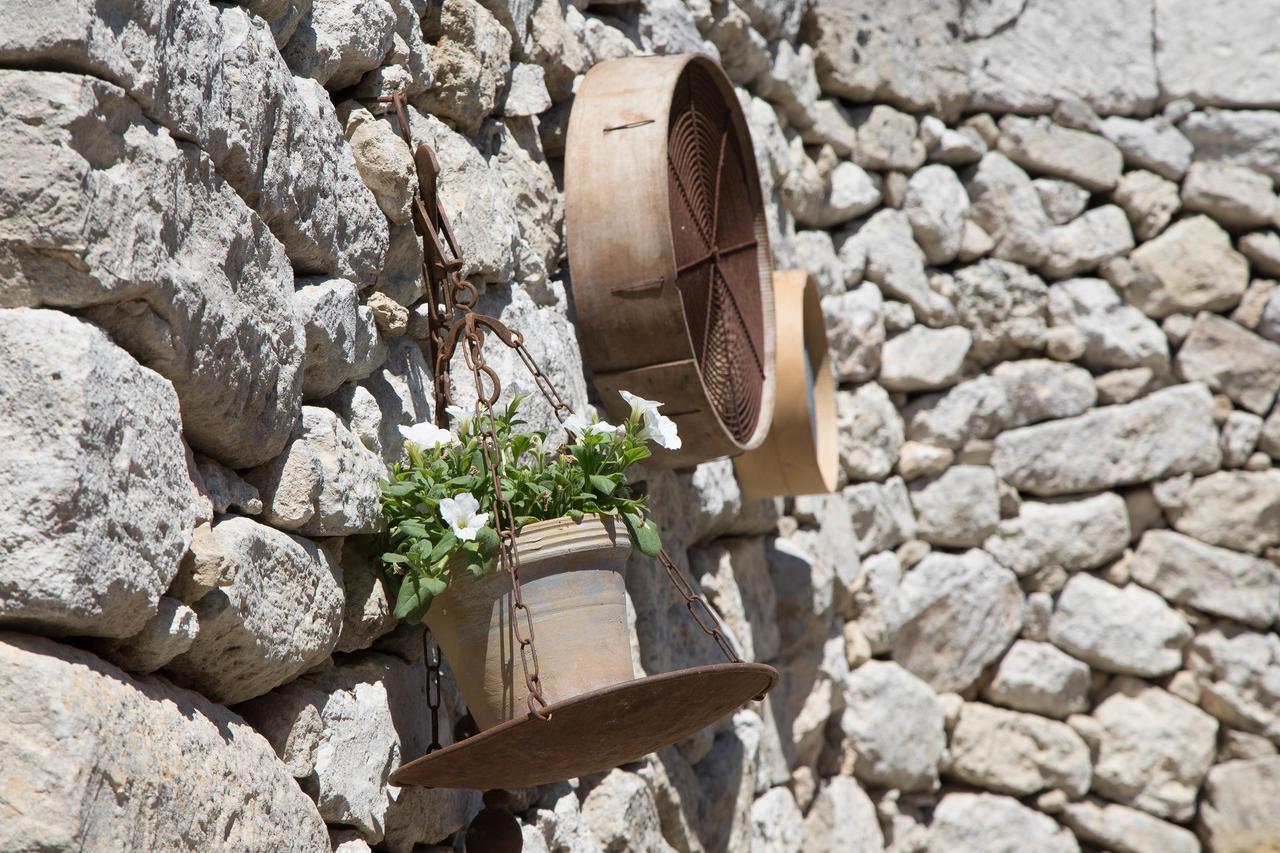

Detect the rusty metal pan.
xmin=390 ymin=662 xmax=778 ymax=789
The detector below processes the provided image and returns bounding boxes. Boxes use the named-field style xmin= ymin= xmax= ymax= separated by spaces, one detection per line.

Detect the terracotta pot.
xmin=425 ymin=515 xmax=635 ymax=730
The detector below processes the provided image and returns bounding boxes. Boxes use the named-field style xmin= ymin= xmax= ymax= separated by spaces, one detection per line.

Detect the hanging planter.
xmin=565 ymin=53 xmax=777 ymax=469
xmin=734 ymin=269 xmax=839 ymax=498
xmin=370 ymin=92 xmax=777 ymax=791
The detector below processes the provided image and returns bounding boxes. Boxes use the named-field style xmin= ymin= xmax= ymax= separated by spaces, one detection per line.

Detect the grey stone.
xmin=1049 ymin=574 xmax=1192 ymax=677
xmin=895 ymin=441 xmax=954 ymax=481
xmin=1113 ymin=170 xmax=1181 ymax=240
xmin=89 ymin=596 xmax=199 ymax=675
xmin=0 ymin=310 xmax=201 ymax=638
xmin=690 ymin=537 xmax=781 ymax=664
xmin=998 ymin=116 xmax=1123 ymax=191
xmin=342 ymin=106 xmax=415 ymax=224
xmin=903 ymin=165 xmax=969 ymax=265
xmin=800 ymin=99 xmax=860 ymax=158
xmin=704 ymin=1 xmax=770 ymax=85
xmin=1181 ymin=161 xmax=1277 ymax=229
xmin=1033 ymin=178 xmax=1091 ymax=226
xmin=1156 ymin=0 xmax=1280 ymax=110
xmin=893 ymin=550 xmax=1023 ymax=692
xmin=283 ymin=0 xmax=397 ymax=89
xmin=983 ymin=640 xmax=1091 ymax=718
xmin=908 ymin=466 xmax=1000 ymax=548
xmin=694 ymin=711 xmax=759 ymax=853
xmin=748 ymin=787 xmax=804 ymax=853
xmin=1059 ymin=799 xmax=1201 ymax=853
xmin=836 ymin=383 xmax=903 ymax=482
xmin=983 ymin=492 xmax=1130 ymax=577
xmin=333 ymin=537 xmax=398 ymax=654
xmin=1220 ymin=410 xmax=1264 ymax=467
xmin=295 ymin=278 xmax=387 ymax=400
xmin=1176 ymin=312 xmax=1280 ymax=414
xmin=782 ymin=146 xmax=882 ymax=229
xmin=1128 ymin=216 xmax=1250 ymax=318
xmin=846 ymin=210 xmax=955 ymax=325
xmin=928 ymin=792 xmax=1080 ymax=853
xmin=964 ymin=152 xmax=1052 ymax=268
xmin=794 ymin=231 xmax=852 ymax=298
xmin=1039 ymin=205 xmax=1135 ymax=279
xmin=966 ymin=0 xmax=1157 ymax=115
xmin=1189 ymin=625 xmax=1280 ymax=741
xmin=821 ymin=284 xmax=884 ymax=383
xmin=946 ymin=702 xmax=1092 ymax=798
xmin=1240 ymin=231 xmax=1280 ymax=277
xmin=801 ymin=777 xmax=883 ymax=852
xmin=992 ymin=384 xmax=1221 ymax=496
xmin=502 ymin=63 xmax=552 ymax=116
xmin=1181 ymin=108 xmax=1280 ymax=183
xmin=920 ymin=115 xmax=987 ymax=165
xmin=804 ymin=0 xmax=968 ymax=117
xmin=852 ymin=104 xmax=926 ymax=172
xmin=755 ymin=41 xmax=821 ymax=131
xmin=417 ymin=0 xmax=512 ymax=135
xmin=165 ymin=515 xmax=344 ymax=704
xmin=0 ymin=633 xmax=330 ymax=851
xmin=326 ymin=337 xmax=434 ymax=466
xmin=879 ymin=326 xmax=972 ymax=392
xmin=840 ymin=661 xmax=945 ymax=792
xmin=950 ymin=260 xmax=1049 ymax=365
xmin=1198 ymin=757 xmax=1280 ymax=853
xmin=1098 ymin=115 xmax=1194 ymax=179
xmin=195 ymin=456 xmax=263 ymax=516
xmin=1047 ymin=277 xmax=1169 ymax=370
xmin=1164 ymin=470 xmax=1280 ymax=556
xmin=0 ymin=71 xmax=306 ymax=468
xmin=1088 ymin=677 xmax=1218 ymax=822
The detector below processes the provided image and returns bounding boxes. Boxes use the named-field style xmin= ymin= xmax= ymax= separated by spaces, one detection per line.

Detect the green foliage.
xmin=379 ymin=393 xmax=663 ymax=624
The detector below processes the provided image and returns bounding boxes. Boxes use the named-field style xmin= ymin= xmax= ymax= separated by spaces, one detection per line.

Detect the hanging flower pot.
xmin=733 ymin=269 xmax=839 ymax=497
xmin=425 ymin=514 xmax=633 ymax=730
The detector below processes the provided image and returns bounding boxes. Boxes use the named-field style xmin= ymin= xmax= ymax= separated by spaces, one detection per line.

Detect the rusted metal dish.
xmin=389 ymin=662 xmax=778 ymax=789
xmin=733 ymin=269 xmax=839 ymax=497
xmin=565 ymin=53 xmax=776 ymax=468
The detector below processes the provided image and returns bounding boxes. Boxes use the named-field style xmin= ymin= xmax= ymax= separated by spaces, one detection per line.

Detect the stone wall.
xmin=2 ymin=0 xmax=1280 ymax=851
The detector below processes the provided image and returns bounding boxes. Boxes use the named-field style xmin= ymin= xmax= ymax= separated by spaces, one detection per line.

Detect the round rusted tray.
xmin=565 ymin=54 xmax=776 ymax=469
xmin=389 ymin=662 xmax=777 ymax=789
xmin=733 ymin=269 xmax=839 ymax=497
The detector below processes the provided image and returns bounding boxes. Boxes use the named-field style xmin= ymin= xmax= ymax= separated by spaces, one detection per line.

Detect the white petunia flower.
xmin=564 ymin=411 xmax=621 ymax=437
xmin=445 ymin=404 xmax=475 ymax=433
xmin=439 ymin=492 xmax=490 ymax=542
xmin=398 ymin=421 xmax=458 ymax=450
xmin=618 ymin=390 xmax=682 ymax=451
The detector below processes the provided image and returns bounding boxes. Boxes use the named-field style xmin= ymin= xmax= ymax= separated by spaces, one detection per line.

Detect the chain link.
xmin=379 ymin=90 xmax=745 ymax=734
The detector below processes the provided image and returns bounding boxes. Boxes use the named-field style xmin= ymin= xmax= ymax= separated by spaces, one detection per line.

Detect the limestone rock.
xmin=748 ymin=787 xmax=804 ymax=853
xmin=1089 ymin=677 xmax=1218 ymax=822
xmin=1059 ymin=799 xmax=1201 ymax=853
xmin=1181 ymin=161 xmax=1277 ymax=229
xmin=992 ymin=384 xmax=1221 ymax=496
xmin=983 ymin=492 xmax=1129 ymax=577
xmin=920 ymin=115 xmax=987 ymax=165
xmin=903 ymin=165 xmax=969 ymax=265
xmin=946 ymin=702 xmax=1092 ymax=798
xmin=801 ymin=777 xmax=883 ymax=853
xmin=928 ymin=792 xmax=1081 ymax=853
xmin=1189 ymin=625 xmax=1280 ymax=742
xmin=1198 ymin=757 xmax=1280 ymax=853
xmin=1048 ymin=277 xmax=1169 ymax=370
xmin=0 ymin=310 xmax=201 ymax=638
xmin=165 ymin=515 xmax=344 ymax=704
xmin=343 ymin=107 xmax=415 ymax=224
xmin=803 ymin=0 xmax=968 ymax=117
xmin=704 ymin=1 xmax=770 ymax=85
xmin=690 ymin=537 xmax=780 ymax=664
xmin=1098 ymin=115 xmax=1194 ymax=179
xmin=417 ymin=0 xmax=512 ymax=135
xmin=908 ymin=466 xmax=1000 ymax=548
xmin=851 ymin=104 xmax=926 ymax=172
xmin=895 ymin=441 xmax=953 ymax=481
xmin=998 ymin=116 xmax=1123 ymax=191
xmin=1034 ymin=178 xmax=1090 ymax=226
xmin=983 ymin=640 xmax=1091 ymax=718
xmin=195 ymin=456 xmax=264 ymax=516
xmin=966 ymin=0 xmax=1157 ymax=115
xmin=0 ymin=633 xmax=329 ymax=851
xmin=0 ymin=71 xmax=306 ymax=468
xmin=822 ymin=284 xmax=884 ymax=383
xmin=1176 ymin=312 xmax=1280 ymax=414
xmin=1165 ymin=470 xmax=1280 ymax=556
xmin=694 ymin=711 xmax=758 ymax=853
xmin=892 ymin=550 xmax=1022 ymax=692
xmin=1051 ymin=574 xmax=1191 ymax=677
xmin=879 ymin=326 xmax=972 ymax=392
xmin=1039 ymin=205 xmax=1135 ymax=279
xmin=782 ymin=148 xmax=882 ymax=229
xmin=840 ymin=661 xmax=945 ymax=792
xmin=948 ymin=260 xmax=1048 ymax=365
xmin=1181 ymin=108 xmax=1280 ymax=183
xmin=1156 ymin=0 xmax=1280 ymax=110
xmin=283 ymin=0 xmax=397 ymax=89
xmin=333 ymin=537 xmax=398 ymax=653
xmin=489 ymin=118 xmax=564 ymax=292
xmin=964 ymin=152 xmax=1052 ymax=268
xmin=1113 ymin=169 xmax=1181 ymax=240
xmin=755 ymin=41 xmax=821 ymax=131
xmin=846 ymin=210 xmax=955 ymax=324
xmin=1240 ymin=231 xmax=1280 ymax=277
xmin=836 ymin=383 xmax=903 ymax=482
xmin=800 ymin=99 xmax=860 ymax=157
xmin=326 ymin=337 xmax=434 ymax=466
xmin=295 ymin=278 xmax=387 ymax=399
xmin=794 ymin=230 xmax=854 ymax=298
xmin=1127 ymin=216 xmax=1250 ymax=318
xmin=1220 ymin=410 xmax=1264 ymax=467
xmin=88 ymin=596 xmax=199 ymax=676
xmin=248 ymin=407 xmax=385 ymax=536
xmin=0 ymin=4 xmax=388 ymax=282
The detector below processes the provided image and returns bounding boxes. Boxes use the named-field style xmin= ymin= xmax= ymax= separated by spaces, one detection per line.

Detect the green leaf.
xmin=588 ymin=474 xmax=617 ymax=496
xmin=393 ymin=572 xmax=446 ymax=623
xmin=566 ymin=508 xmax=584 ymax=523
xmin=428 ymin=531 xmax=458 ymax=563
xmin=396 ymin=520 xmax=429 ymax=539
xmin=382 ymin=482 xmax=416 ymax=497
xmin=475 ymin=525 xmax=500 ymax=556
xmin=623 ymin=512 xmax=662 ymax=557
xmin=381 ymin=552 xmax=410 ymax=565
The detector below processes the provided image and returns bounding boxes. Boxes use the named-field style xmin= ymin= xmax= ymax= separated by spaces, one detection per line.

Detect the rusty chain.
xmin=378 ymin=91 xmax=746 ymax=742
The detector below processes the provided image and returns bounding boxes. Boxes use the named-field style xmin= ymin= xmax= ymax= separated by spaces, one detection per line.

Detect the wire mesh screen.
xmin=666 ymin=63 xmax=767 ymax=444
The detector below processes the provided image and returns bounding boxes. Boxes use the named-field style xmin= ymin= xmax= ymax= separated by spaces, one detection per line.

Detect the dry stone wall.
xmin=1 ymin=0 xmax=1280 ymax=851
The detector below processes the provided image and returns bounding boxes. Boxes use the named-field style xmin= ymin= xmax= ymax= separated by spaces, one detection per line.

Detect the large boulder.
xmin=1059 ymin=799 xmax=1200 ymax=853
xmin=1198 ymin=757 xmax=1280 ymax=853
xmin=1127 ymin=216 xmax=1250 ymax=319
xmin=946 ymin=702 xmax=1092 ymax=798
xmin=0 ymin=70 xmax=305 ymax=468
xmin=982 ymin=640 xmax=1091 ymax=719
xmin=0 ymin=309 xmax=201 ymax=638
xmin=1189 ymin=625 xmax=1280 ymax=742
xmin=1049 ymin=574 xmax=1191 ymax=678
xmin=928 ymin=792 xmax=1080 ymax=853
xmin=1175 ymin=313 xmax=1280 ymax=415
xmin=0 ymin=633 xmax=329 ymax=851
xmin=164 ymin=515 xmax=344 ymax=704
xmin=1131 ymin=529 xmax=1280 ymax=628
xmin=840 ymin=661 xmax=945 ymax=792
xmin=1156 ymin=0 xmax=1280 ymax=110
xmin=0 ymin=1 xmax=387 ymax=282
xmin=992 ymin=384 xmax=1221 ymax=496
xmin=983 ymin=492 xmax=1129 ymax=578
